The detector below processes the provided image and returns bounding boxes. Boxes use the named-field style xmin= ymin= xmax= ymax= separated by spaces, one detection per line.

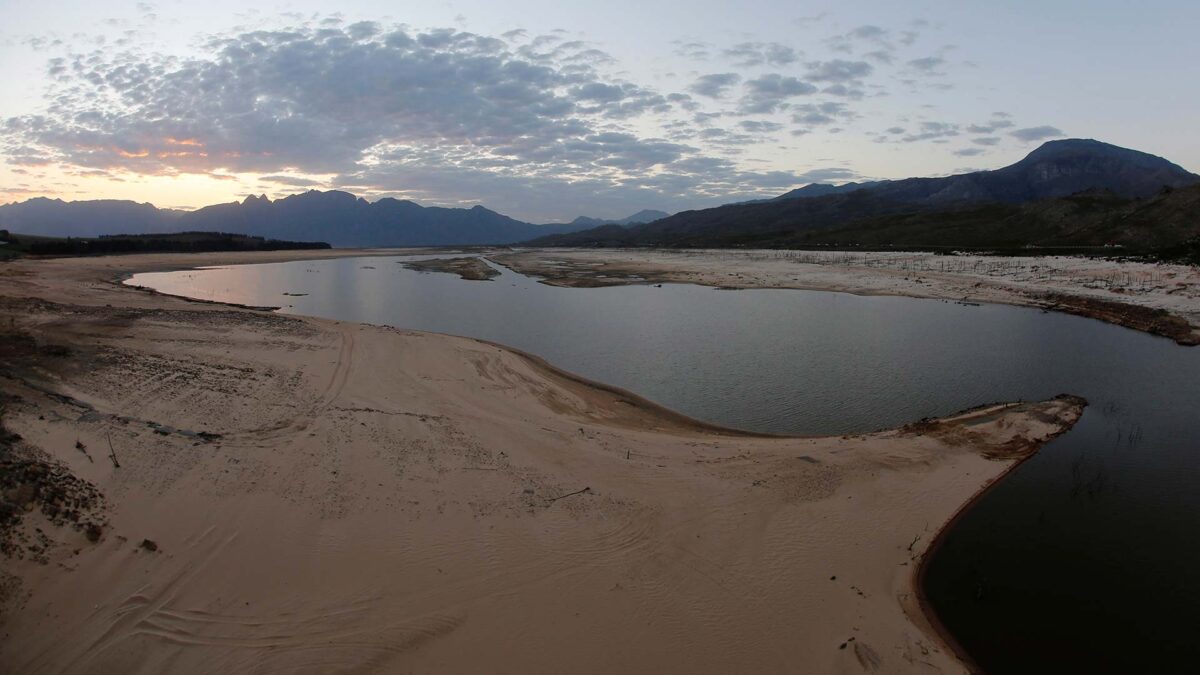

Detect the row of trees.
xmin=4 ymin=231 xmax=330 ymax=256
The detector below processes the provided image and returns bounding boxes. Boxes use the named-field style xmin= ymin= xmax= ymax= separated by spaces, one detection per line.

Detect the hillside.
xmin=528 ymin=139 xmax=1200 ymax=254
xmin=751 ymin=184 xmax=1200 ymax=251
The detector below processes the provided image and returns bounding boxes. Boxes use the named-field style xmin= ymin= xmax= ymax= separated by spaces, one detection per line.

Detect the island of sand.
xmin=491 ymin=248 xmax=1200 ymax=346
xmin=402 ymin=256 xmax=500 ymax=281
xmin=0 ymin=251 xmax=1086 ymax=674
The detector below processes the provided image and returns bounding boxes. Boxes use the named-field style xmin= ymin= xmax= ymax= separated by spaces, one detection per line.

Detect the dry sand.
xmin=0 ymin=251 xmax=1086 ymax=674
xmin=492 ymin=248 xmax=1200 ymax=345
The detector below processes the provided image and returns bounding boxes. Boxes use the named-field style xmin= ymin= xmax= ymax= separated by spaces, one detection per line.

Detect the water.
xmin=129 ymin=255 xmax=1200 ymax=672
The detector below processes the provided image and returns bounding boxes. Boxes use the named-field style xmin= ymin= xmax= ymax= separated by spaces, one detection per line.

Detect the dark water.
xmin=130 ymin=255 xmax=1200 ymax=672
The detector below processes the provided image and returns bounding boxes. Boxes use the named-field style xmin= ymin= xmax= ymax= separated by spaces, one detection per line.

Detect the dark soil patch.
xmin=0 ymin=399 xmax=107 ymax=560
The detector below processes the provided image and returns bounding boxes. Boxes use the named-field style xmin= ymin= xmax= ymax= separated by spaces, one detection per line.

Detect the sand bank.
xmin=491 ymin=248 xmax=1200 ymax=345
xmin=0 ymin=251 xmax=1084 ymax=674
xmin=402 ymin=256 xmax=500 ymax=281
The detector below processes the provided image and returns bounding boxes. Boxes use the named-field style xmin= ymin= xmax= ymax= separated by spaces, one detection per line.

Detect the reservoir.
xmin=129 ymin=254 xmax=1200 ymax=673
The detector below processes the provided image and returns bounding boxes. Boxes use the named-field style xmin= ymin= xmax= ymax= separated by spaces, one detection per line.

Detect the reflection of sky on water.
xmin=130 ymin=254 xmax=1200 ymax=670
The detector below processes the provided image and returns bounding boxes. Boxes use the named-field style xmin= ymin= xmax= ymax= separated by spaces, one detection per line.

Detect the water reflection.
xmin=130 ymin=254 xmax=1200 ymax=672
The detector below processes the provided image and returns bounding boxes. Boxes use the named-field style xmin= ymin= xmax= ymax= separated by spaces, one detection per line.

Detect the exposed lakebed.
xmin=129 ymin=254 xmax=1200 ymax=673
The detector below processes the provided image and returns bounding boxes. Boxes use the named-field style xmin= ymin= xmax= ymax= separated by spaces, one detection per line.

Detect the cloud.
xmin=794 ymin=167 xmax=858 ymax=182
xmin=825 ymin=25 xmax=895 ymax=59
xmin=820 ymin=84 xmax=866 ymax=99
xmin=689 ymin=72 xmax=741 ymax=98
xmin=4 ymin=24 xmax=694 ymax=181
xmin=673 ymin=40 xmax=711 ymax=60
xmin=259 ymin=174 xmax=325 ymax=187
xmin=953 ymin=147 xmax=985 ymax=157
xmin=335 ymin=146 xmax=857 ymax=220
xmin=1010 ymin=126 xmax=1065 ymax=142
xmin=666 ymin=92 xmax=699 ymax=112
xmin=864 ymin=50 xmax=893 ymax=64
xmin=3 ymin=20 xmax=872 ymax=220
xmin=848 ymin=25 xmax=888 ymax=41
xmin=805 ymin=59 xmax=873 ymax=82
xmin=971 ymin=136 xmax=1001 ymax=146
xmin=901 ymin=121 xmax=959 ymax=142
xmin=737 ymin=120 xmax=784 ymax=134
xmin=967 ymin=121 xmax=1014 ymax=134
xmin=738 ymin=74 xmax=818 ymax=114
xmin=722 ymin=42 xmax=799 ymax=67
xmin=794 ymin=12 xmax=828 ymax=28
xmin=790 ymin=102 xmax=855 ymax=127
xmin=907 ymin=56 xmax=946 ymax=74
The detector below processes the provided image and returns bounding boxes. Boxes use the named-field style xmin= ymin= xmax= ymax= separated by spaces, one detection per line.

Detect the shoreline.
xmin=490 ymin=248 xmax=1200 ymax=346
xmin=0 ymin=249 xmax=1086 ymax=673
xmin=910 ymin=394 xmax=1088 ymax=675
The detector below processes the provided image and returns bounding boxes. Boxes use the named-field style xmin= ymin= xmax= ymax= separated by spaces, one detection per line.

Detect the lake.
xmin=129 ymin=254 xmax=1200 ymax=673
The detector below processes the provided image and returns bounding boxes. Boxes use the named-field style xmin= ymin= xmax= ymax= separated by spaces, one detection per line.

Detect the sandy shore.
xmin=492 ymin=248 xmax=1200 ymax=345
xmin=0 ymin=251 xmax=1085 ymax=674
xmin=402 ymin=256 xmax=500 ymax=281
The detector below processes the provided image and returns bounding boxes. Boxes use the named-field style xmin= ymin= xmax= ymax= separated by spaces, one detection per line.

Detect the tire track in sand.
xmin=236 ymin=324 xmax=354 ymax=442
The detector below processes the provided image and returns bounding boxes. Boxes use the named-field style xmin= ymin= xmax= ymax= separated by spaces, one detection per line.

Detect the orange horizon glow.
xmin=0 ymin=163 xmax=339 ymax=211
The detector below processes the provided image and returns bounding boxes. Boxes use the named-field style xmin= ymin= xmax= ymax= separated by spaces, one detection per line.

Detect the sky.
xmin=1 ymin=0 xmax=1197 ymax=222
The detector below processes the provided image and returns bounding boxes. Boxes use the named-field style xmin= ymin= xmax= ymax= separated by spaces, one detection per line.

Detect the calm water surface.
xmin=130 ymin=255 xmax=1200 ymax=673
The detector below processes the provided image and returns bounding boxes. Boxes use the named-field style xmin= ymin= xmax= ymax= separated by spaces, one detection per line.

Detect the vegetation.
xmin=529 ymin=184 xmax=1200 ymax=264
xmin=0 ymin=231 xmax=330 ymax=257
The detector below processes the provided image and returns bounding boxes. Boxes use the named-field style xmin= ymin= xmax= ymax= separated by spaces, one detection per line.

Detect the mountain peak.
xmin=529 ymin=137 xmax=1200 ymax=249
xmin=565 ymin=210 xmax=669 ymax=227
xmin=996 ymin=138 xmax=1199 ymax=199
xmin=1022 ymin=138 xmax=1172 ymax=164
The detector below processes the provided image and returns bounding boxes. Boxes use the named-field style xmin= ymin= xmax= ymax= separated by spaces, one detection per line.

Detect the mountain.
xmin=176 ymin=191 xmax=592 ymax=247
xmin=0 ymin=191 xmax=597 ymax=247
xmin=757 ymin=184 xmax=1200 ymax=251
xmin=0 ymin=198 xmax=184 ymax=238
xmin=559 ymin=209 xmax=670 ymax=228
xmin=856 ymin=139 xmax=1198 ymax=205
xmin=772 ymin=181 xmax=884 ymax=201
xmin=528 ymin=139 xmax=1200 ymax=250
xmin=615 ymin=209 xmax=670 ymax=225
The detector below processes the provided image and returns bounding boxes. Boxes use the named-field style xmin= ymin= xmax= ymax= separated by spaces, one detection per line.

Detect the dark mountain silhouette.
xmin=855 ymin=139 xmax=1197 ymax=205
xmin=761 ymin=184 xmax=1200 ymax=252
xmin=615 ymin=209 xmax=670 ymax=225
xmin=0 ymin=198 xmax=184 ymax=238
xmin=528 ymin=139 xmax=1200 ymax=251
xmin=0 ymin=191 xmax=597 ymax=247
xmin=560 ymin=209 xmax=670 ymax=228
xmin=176 ymin=191 xmax=594 ymax=247
xmin=772 ymin=181 xmax=884 ymax=201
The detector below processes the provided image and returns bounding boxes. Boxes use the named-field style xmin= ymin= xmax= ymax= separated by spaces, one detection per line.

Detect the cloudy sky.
xmin=1 ymin=0 xmax=1197 ymax=221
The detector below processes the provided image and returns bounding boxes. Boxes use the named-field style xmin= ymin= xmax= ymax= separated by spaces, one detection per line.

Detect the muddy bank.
xmin=401 ymin=256 xmax=500 ymax=281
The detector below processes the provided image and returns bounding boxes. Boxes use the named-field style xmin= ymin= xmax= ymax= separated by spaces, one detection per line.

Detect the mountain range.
xmin=0 ymin=194 xmax=663 ymax=248
xmin=1 ymin=139 xmax=1196 ymax=252
xmin=528 ymin=139 xmax=1200 ymax=251
xmin=556 ymin=210 xmax=671 ymax=228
